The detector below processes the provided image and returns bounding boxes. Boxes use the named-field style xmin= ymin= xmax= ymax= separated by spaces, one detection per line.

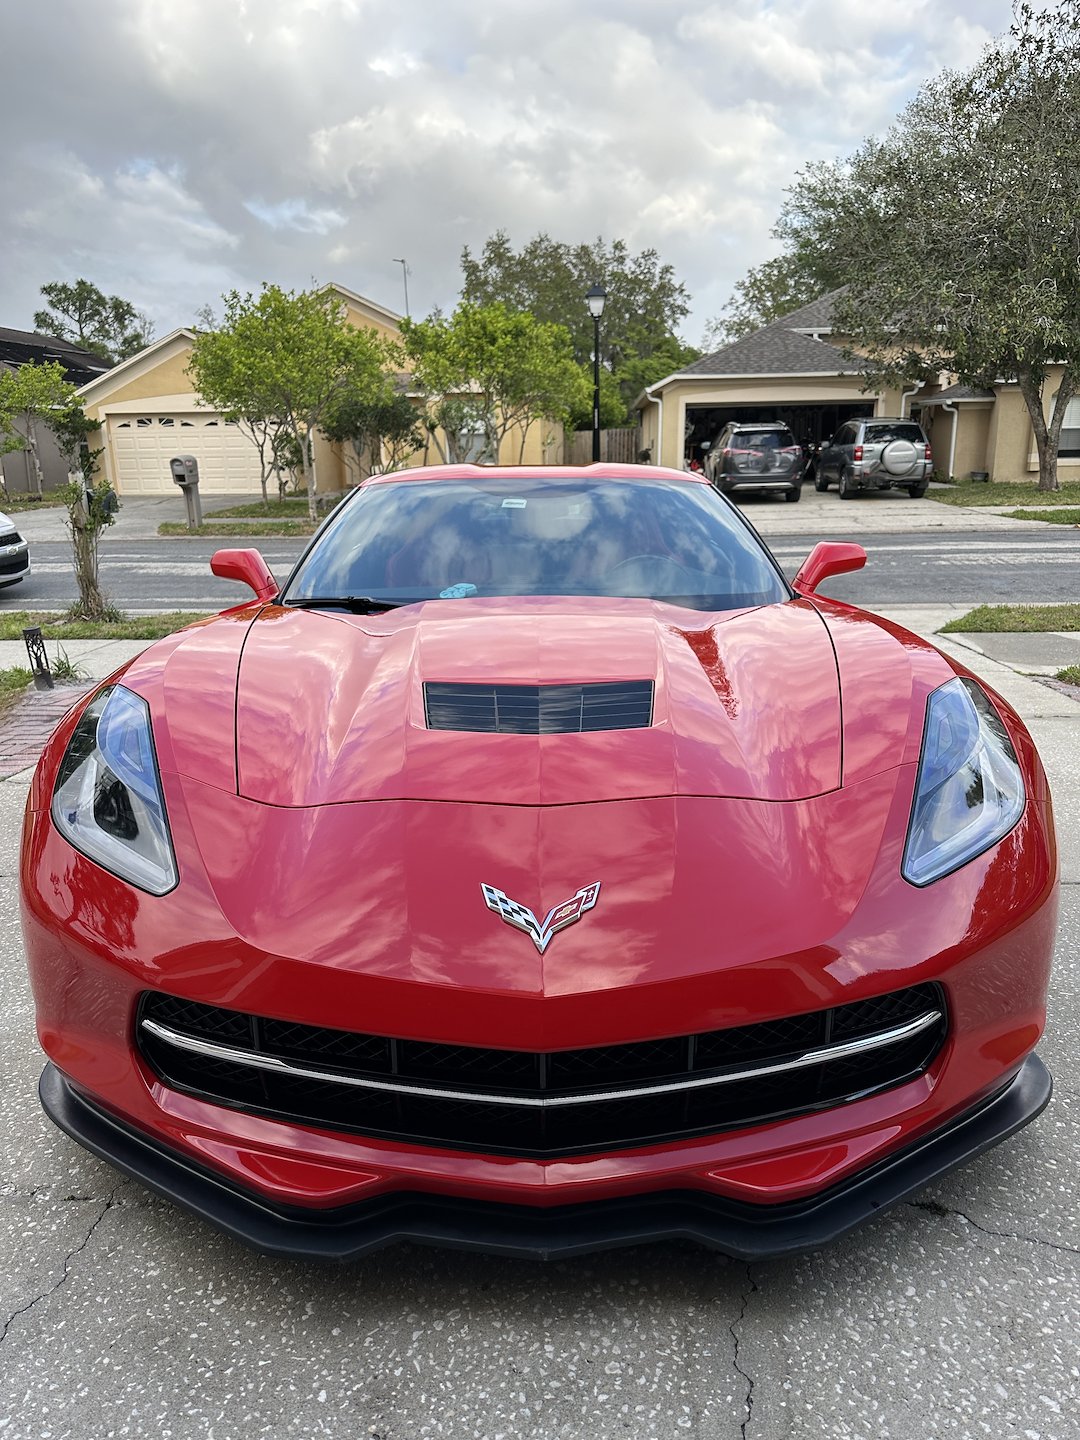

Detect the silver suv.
xmin=815 ymin=419 xmax=932 ymax=499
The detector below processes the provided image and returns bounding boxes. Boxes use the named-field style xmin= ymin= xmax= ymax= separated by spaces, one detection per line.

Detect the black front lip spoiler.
xmin=39 ymin=1056 xmax=1051 ymax=1263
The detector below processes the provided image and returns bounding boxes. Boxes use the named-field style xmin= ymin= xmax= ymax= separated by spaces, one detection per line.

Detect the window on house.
xmin=158 ymin=417 xmax=175 ymax=427
xmin=1058 ymin=395 xmax=1080 ymax=457
xmin=115 ymin=421 xmax=131 ymax=429
xmin=136 ymin=417 xmax=152 ymax=428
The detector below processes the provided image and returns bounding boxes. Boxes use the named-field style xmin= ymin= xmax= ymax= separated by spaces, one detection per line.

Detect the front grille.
xmin=1 ymin=529 xmax=23 ymax=545
xmin=0 ymin=551 xmax=27 ymax=576
xmin=423 ymin=681 xmax=654 ymax=734
xmin=137 ymin=985 xmax=946 ymax=1158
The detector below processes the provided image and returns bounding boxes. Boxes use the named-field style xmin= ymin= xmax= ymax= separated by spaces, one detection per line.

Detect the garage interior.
xmin=684 ymin=402 xmax=875 ymax=468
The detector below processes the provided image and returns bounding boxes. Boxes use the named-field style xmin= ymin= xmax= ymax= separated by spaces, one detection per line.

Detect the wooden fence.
xmin=565 ymin=427 xmax=643 ymax=466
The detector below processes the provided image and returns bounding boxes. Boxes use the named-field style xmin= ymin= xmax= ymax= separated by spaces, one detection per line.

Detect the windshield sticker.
xmin=501 ymin=497 xmax=527 ymax=508
xmin=439 ymin=582 xmax=479 ymax=599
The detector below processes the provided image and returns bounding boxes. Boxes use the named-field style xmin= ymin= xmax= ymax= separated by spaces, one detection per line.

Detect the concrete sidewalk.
xmin=9 ymin=492 xmax=269 ymax=543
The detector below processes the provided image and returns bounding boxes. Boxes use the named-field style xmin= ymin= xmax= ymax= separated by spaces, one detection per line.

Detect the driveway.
xmin=0 ymin=619 xmax=1076 ymax=1439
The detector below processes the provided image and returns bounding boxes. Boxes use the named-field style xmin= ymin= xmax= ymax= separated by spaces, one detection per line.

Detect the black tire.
xmin=908 ymin=483 xmax=928 ymax=498
xmin=784 ymin=485 xmax=801 ymax=502
xmin=813 ymin=466 xmax=829 ymax=492
xmin=838 ymin=469 xmax=855 ymax=499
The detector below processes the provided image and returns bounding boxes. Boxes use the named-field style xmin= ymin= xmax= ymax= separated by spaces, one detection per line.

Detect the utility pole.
xmin=392 ymin=259 xmax=410 ymax=318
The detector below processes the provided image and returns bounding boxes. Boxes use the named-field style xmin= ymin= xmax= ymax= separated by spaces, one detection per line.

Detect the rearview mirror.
xmin=793 ymin=542 xmax=867 ymax=596
xmin=210 ymin=548 xmax=279 ymax=603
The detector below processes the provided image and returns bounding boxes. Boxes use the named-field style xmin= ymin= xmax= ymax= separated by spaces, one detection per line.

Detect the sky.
xmin=2 ymin=0 xmax=1027 ymax=351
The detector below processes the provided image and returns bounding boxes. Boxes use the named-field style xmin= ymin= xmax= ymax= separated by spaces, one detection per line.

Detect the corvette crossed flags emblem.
xmin=481 ymin=882 xmax=601 ymax=954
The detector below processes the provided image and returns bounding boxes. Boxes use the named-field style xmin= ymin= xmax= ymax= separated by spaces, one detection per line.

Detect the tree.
xmin=34 ymin=279 xmax=153 ymax=364
xmin=188 ymin=285 xmax=390 ymax=520
xmin=702 ymin=253 xmax=836 ymax=349
xmin=400 ymin=302 xmax=589 ymax=463
xmin=50 ymin=405 xmax=119 ymax=622
xmin=323 ymin=382 xmax=424 ymax=482
xmin=775 ymin=0 xmax=1080 ymax=490
xmin=0 ymin=361 xmax=81 ymax=498
xmin=459 ymin=232 xmax=695 ymax=420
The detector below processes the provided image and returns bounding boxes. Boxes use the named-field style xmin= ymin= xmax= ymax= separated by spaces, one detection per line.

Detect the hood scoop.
xmin=424 ymin=680 xmax=654 ymax=734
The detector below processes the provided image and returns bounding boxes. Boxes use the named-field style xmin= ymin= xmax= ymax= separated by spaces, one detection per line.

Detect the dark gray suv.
xmin=705 ymin=422 xmax=803 ymax=502
xmin=815 ymin=419 xmax=932 ymax=499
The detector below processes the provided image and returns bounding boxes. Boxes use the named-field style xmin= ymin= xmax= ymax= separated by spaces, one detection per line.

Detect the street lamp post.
xmin=585 ymin=281 xmax=607 ymax=463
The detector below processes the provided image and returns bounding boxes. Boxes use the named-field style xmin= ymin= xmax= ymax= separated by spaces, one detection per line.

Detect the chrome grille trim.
xmin=140 ymin=1010 xmax=943 ymax=1110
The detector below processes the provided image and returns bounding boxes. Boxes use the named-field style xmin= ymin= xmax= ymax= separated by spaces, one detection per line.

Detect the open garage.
xmin=683 ymin=400 xmax=874 ymax=469
xmin=636 ymin=295 xmax=914 ymax=472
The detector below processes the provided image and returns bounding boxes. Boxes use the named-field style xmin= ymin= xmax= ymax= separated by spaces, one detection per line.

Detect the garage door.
xmin=109 ymin=413 xmax=264 ymax=495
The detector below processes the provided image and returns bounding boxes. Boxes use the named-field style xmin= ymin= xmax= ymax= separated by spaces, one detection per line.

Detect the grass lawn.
xmin=932 ymin=481 xmax=1080 ymax=507
xmin=159 ymin=520 xmax=316 ymax=537
xmin=0 ymin=665 xmax=34 ymax=719
xmin=207 ymin=497 xmax=339 ymax=519
xmin=0 ymin=611 xmax=212 ymax=641
xmin=939 ymin=604 xmax=1080 ymax=633
xmin=0 ymin=489 xmax=69 ymax=512
xmin=1001 ymin=508 xmax=1080 ymax=525
xmin=1057 ymin=666 xmax=1080 ymax=686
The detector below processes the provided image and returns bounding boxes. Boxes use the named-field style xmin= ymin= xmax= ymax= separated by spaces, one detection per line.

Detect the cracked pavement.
xmin=0 ymin=633 xmax=1076 ymax=1439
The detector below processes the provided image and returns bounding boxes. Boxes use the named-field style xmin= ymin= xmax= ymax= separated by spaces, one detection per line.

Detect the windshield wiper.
xmin=285 ymin=596 xmax=406 ymax=613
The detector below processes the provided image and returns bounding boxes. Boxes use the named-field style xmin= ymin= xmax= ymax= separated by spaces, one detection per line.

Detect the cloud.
xmin=1 ymin=0 xmax=1029 ymax=348
xmin=245 ymin=198 xmax=348 ymax=234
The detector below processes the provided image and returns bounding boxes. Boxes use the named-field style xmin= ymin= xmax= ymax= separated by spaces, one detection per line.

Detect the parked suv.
xmin=705 ymin=423 xmax=803 ymax=503
xmin=815 ymin=419 xmax=932 ymax=498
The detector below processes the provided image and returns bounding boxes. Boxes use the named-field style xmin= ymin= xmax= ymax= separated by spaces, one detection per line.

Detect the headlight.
xmin=902 ymin=677 xmax=1025 ymax=887
xmin=51 ymin=685 xmax=177 ymax=895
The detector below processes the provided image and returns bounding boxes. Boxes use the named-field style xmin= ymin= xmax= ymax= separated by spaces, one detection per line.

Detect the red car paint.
xmin=20 ymin=465 xmax=1057 ymax=1251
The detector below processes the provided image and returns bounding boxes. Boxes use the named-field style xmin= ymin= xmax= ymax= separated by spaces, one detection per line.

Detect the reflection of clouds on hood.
xmin=3 ymin=0 xmax=1013 ymax=340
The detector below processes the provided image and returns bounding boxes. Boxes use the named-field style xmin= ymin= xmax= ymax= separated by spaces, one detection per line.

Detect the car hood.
xmin=221 ymin=597 xmax=842 ymax=807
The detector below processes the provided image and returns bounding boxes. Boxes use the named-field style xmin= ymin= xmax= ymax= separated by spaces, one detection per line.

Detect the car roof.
xmin=361 ymin=462 xmax=711 ymax=487
xmin=726 ymin=422 xmax=791 ymax=429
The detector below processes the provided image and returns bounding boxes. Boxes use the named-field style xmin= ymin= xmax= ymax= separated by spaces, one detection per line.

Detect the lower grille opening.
xmin=137 ymin=984 xmax=947 ymax=1158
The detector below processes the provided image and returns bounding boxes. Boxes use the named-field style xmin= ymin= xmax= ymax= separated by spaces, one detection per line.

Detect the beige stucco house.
xmin=77 ymin=283 xmax=556 ymax=496
xmin=638 ymin=292 xmax=1080 ymax=482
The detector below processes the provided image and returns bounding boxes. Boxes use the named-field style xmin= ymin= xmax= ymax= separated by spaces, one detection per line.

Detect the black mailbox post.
xmin=170 ymin=454 xmax=203 ymax=530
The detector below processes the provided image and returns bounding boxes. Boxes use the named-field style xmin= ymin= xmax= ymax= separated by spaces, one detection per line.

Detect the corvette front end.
xmin=20 ymin=466 xmax=1057 ymax=1259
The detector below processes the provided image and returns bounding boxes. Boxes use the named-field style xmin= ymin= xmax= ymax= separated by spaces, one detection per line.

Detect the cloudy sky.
xmin=3 ymin=0 xmax=1026 ymax=350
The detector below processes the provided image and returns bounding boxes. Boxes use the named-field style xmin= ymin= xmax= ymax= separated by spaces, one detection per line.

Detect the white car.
xmin=0 ymin=509 xmax=30 ymax=589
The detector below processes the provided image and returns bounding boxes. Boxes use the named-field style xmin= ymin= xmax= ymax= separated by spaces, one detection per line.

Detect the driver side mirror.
xmin=793 ymin=542 xmax=867 ymax=596
xmin=210 ymin=548 xmax=279 ymax=603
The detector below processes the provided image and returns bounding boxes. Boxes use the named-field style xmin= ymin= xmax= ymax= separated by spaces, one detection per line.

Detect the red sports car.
xmin=21 ymin=464 xmax=1056 ymax=1260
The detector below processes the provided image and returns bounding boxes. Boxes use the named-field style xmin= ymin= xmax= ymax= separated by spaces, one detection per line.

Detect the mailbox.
xmin=170 ymin=454 xmax=203 ymax=529
xmin=170 ymin=455 xmax=200 ymax=488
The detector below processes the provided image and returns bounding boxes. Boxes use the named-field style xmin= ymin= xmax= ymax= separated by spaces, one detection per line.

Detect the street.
xmin=4 ymin=509 xmax=1080 ymax=613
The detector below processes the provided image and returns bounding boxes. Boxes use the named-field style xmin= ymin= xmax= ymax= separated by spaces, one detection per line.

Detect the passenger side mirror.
xmin=793 ymin=542 xmax=867 ymax=596
xmin=210 ymin=548 xmax=279 ymax=603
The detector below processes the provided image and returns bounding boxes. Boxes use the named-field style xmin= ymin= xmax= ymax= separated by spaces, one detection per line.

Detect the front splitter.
xmin=39 ymin=1056 xmax=1051 ymax=1263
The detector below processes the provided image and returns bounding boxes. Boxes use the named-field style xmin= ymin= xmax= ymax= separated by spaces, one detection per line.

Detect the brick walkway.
xmin=0 ymin=683 xmax=93 ymax=780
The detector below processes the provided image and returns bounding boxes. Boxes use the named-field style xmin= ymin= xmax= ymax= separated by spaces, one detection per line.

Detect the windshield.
xmin=864 ymin=423 xmax=924 ymax=444
xmin=284 ymin=474 xmax=790 ymax=612
xmin=731 ymin=430 xmax=795 ymax=449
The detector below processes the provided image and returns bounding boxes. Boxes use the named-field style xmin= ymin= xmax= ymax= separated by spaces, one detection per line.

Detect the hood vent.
xmin=424 ymin=681 xmax=654 ymax=734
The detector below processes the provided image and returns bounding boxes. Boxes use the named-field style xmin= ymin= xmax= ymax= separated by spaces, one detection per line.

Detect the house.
xmin=638 ymin=292 xmax=1080 ymax=482
xmin=0 ymin=327 xmax=112 ymax=493
xmin=76 ymin=284 xmax=557 ymax=497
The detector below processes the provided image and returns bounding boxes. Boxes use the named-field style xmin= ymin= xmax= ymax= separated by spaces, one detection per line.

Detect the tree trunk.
xmin=69 ymin=511 xmax=113 ymax=621
xmin=1016 ymin=371 xmax=1075 ymax=492
xmin=301 ymin=430 xmax=317 ymax=522
xmin=25 ymin=418 xmax=44 ymax=498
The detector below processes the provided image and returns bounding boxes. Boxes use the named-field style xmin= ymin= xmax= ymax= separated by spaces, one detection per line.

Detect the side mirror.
xmin=211 ymin=548 xmax=279 ymax=603
xmin=793 ymin=542 xmax=867 ymax=596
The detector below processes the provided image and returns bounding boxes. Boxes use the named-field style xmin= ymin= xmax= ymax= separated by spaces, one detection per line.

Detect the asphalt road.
xmin=4 ymin=527 xmax=1080 ymax=612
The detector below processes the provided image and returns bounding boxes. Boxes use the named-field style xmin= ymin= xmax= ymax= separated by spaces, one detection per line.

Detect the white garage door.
xmin=109 ymin=413 xmax=264 ymax=495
